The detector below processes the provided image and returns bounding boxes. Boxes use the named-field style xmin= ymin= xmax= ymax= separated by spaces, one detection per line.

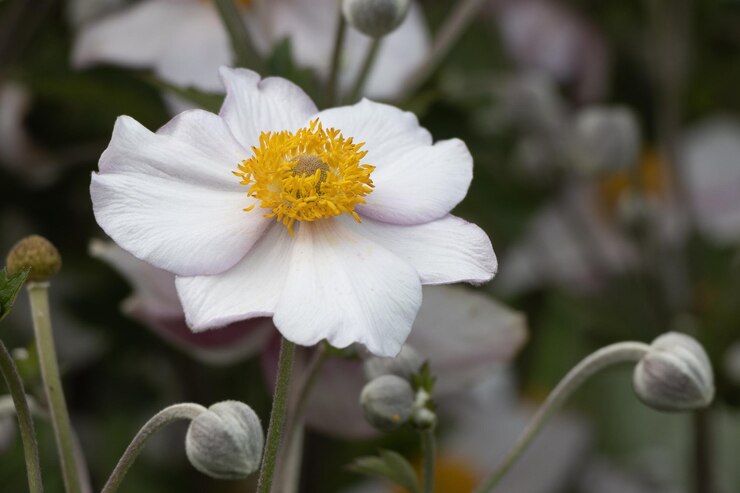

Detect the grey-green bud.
xmin=342 ymin=0 xmax=411 ymax=38
xmin=185 ymin=401 xmax=263 ymax=479
xmin=633 ymin=332 xmax=714 ymax=412
xmin=363 ymin=345 xmax=424 ymax=381
xmin=360 ymin=375 xmax=414 ymax=431
xmin=573 ymin=106 xmax=640 ymax=173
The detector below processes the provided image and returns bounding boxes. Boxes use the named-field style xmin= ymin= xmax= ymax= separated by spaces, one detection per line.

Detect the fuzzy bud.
xmin=633 ymin=332 xmax=714 ymax=412
xmin=185 ymin=401 xmax=263 ymax=479
xmin=342 ymin=0 xmax=410 ymax=38
xmin=360 ymin=375 xmax=414 ymax=431
xmin=573 ymin=106 xmax=641 ymax=173
xmin=363 ymin=345 xmax=424 ymax=381
xmin=6 ymin=235 xmax=61 ymax=282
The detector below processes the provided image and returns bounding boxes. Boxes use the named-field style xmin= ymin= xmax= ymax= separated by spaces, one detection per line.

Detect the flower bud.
xmin=185 ymin=401 xmax=263 ymax=479
xmin=342 ymin=0 xmax=410 ymax=38
xmin=6 ymin=235 xmax=61 ymax=282
xmin=360 ymin=375 xmax=414 ymax=431
xmin=573 ymin=106 xmax=640 ymax=173
xmin=363 ymin=345 xmax=424 ymax=381
xmin=633 ymin=332 xmax=714 ymax=412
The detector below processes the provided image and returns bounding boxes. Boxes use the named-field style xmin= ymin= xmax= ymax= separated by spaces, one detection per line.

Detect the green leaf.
xmin=411 ymin=361 xmax=436 ymax=394
xmin=347 ymin=450 xmax=419 ymax=493
xmin=0 ymin=268 xmax=29 ymax=323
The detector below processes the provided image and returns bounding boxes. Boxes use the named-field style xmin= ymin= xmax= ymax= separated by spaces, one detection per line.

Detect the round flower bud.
xmin=185 ymin=401 xmax=263 ymax=480
xmin=360 ymin=375 xmax=414 ymax=431
xmin=342 ymin=0 xmax=411 ymax=38
xmin=363 ymin=345 xmax=424 ymax=381
xmin=573 ymin=106 xmax=641 ymax=173
xmin=6 ymin=235 xmax=62 ymax=282
xmin=633 ymin=332 xmax=715 ymax=412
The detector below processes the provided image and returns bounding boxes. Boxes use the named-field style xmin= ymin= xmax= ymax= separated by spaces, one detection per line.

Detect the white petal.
xmin=316 ymin=100 xmax=472 ymax=224
xmin=408 ymin=286 xmax=527 ymax=395
xmin=92 ymin=172 xmax=264 ymax=277
xmin=99 ymin=112 xmax=246 ymax=191
xmin=73 ymin=1 xmax=228 ymax=92
xmin=218 ymin=67 xmax=318 ymax=149
xmin=176 ymin=224 xmax=294 ymax=329
xmin=273 ymin=219 xmax=422 ymax=357
xmin=346 ymin=215 xmax=497 ymax=285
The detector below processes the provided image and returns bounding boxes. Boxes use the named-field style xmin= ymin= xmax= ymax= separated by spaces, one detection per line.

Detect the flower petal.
xmin=346 ymin=215 xmax=497 ymax=285
xmin=92 ymin=112 xmax=268 ymax=276
xmin=316 ymin=100 xmax=472 ymax=224
xmin=273 ymin=219 xmax=422 ymax=357
xmin=408 ymin=286 xmax=527 ymax=394
xmin=176 ymin=223 xmax=293 ymax=329
xmin=218 ymin=67 xmax=318 ymax=149
xmin=73 ymin=0 xmax=228 ymax=92
xmin=91 ymin=173 xmax=263 ymax=277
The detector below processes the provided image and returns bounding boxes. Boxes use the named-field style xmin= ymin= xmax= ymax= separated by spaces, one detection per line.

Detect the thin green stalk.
xmin=397 ymin=0 xmax=486 ymax=100
xmin=420 ymin=428 xmax=436 ymax=493
xmin=347 ymin=38 xmax=382 ymax=103
xmin=256 ymin=337 xmax=296 ymax=493
xmin=213 ymin=0 xmax=264 ymax=73
xmin=0 ymin=339 xmax=43 ymax=493
xmin=472 ymin=341 xmax=650 ymax=493
xmin=326 ymin=12 xmax=347 ymax=106
xmin=279 ymin=344 xmax=330 ymax=493
xmin=101 ymin=403 xmax=207 ymax=493
xmin=28 ymin=282 xmax=84 ymax=493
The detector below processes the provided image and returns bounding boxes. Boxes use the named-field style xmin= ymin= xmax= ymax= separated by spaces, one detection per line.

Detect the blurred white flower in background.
xmin=72 ymin=0 xmax=430 ymax=100
xmin=678 ymin=117 xmax=740 ymax=245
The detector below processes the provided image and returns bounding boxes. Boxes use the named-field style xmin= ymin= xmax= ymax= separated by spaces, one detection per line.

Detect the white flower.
xmin=72 ymin=0 xmax=430 ymax=100
xmin=90 ymin=240 xmax=273 ymax=365
xmin=277 ymin=285 xmax=526 ymax=437
xmin=91 ymin=67 xmax=496 ymax=357
xmin=678 ymin=117 xmax=740 ymax=245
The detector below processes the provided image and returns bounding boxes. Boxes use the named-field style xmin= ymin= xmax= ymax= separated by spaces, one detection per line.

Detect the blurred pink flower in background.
xmin=491 ymin=0 xmax=609 ymax=103
xmin=72 ymin=0 xmax=430 ymax=100
xmin=90 ymin=240 xmax=273 ymax=365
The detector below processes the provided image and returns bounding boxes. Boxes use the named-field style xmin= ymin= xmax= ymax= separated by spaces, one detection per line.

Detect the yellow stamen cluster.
xmin=235 ymin=119 xmax=375 ymax=234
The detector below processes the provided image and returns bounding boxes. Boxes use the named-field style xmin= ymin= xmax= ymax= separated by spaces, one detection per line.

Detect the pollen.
xmin=234 ymin=119 xmax=375 ymax=234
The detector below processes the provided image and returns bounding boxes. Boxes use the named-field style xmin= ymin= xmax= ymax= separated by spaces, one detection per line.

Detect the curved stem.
xmin=28 ymin=282 xmax=85 ymax=493
xmin=256 ymin=337 xmax=296 ymax=493
xmin=348 ymin=38 xmax=382 ymax=103
xmin=420 ymin=428 xmax=436 ymax=493
xmin=101 ymin=403 xmax=206 ymax=493
xmin=473 ymin=341 xmax=650 ymax=493
xmin=326 ymin=11 xmax=347 ymax=106
xmin=0 ymin=339 xmax=43 ymax=493
xmin=397 ymin=0 xmax=486 ymax=100
xmin=213 ymin=0 xmax=264 ymax=73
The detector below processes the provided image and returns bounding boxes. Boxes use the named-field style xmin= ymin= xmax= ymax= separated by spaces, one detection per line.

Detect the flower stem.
xmin=472 ymin=341 xmax=651 ymax=493
xmin=0 ymin=339 xmax=43 ymax=493
xmin=256 ymin=337 xmax=296 ymax=493
xmin=28 ymin=282 xmax=85 ymax=493
xmin=101 ymin=403 xmax=207 ymax=493
xmin=213 ymin=0 xmax=264 ymax=73
xmin=348 ymin=38 xmax=382 ymax=103
xmin=398 ymin=0 xmax=486 ymax=100
xmin=326 ymin=11 xmax=347 ymax=106
xmin=279 ymin=344 xmax=330 ymax=493
xmin=420 ymin=428 xmax=436 ymax=493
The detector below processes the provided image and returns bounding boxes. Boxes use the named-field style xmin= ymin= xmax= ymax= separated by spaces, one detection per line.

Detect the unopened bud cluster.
xmin=342 ymin=0 xmax=410 ymax=38
xmin=185 ymin=401 xmax=264 ymax=479
xmin=633 ymin=332 xmax=714 ymax=412
xmin=360 ymin=345 xmax=436 ymax=431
